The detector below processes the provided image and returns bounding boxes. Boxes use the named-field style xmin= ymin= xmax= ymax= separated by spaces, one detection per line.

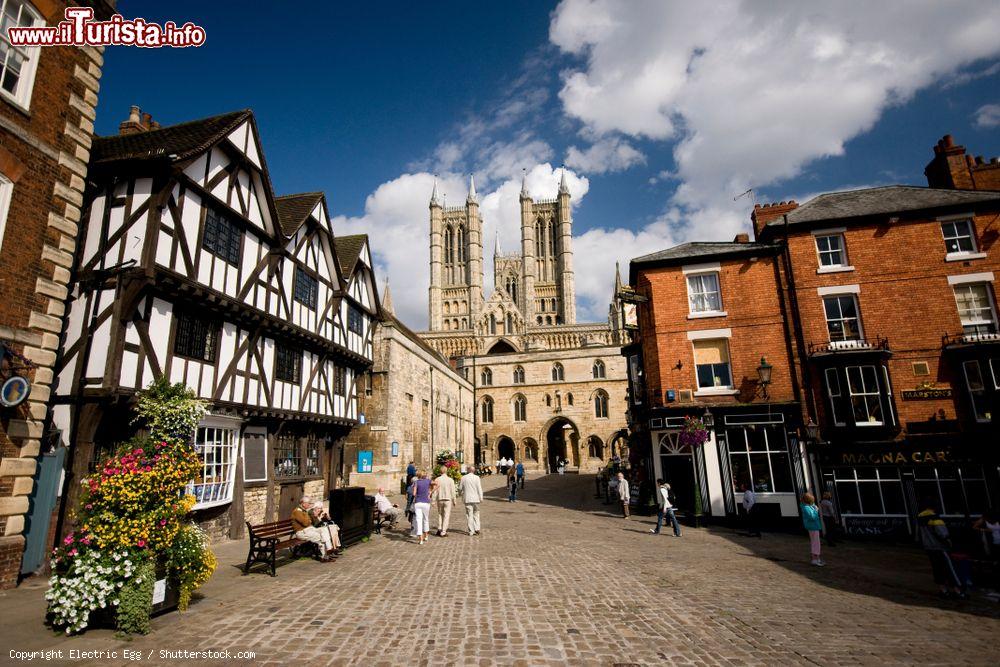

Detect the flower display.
xmin=678 ymin=416 xmax=710 ymax=449
xmin=46 ymin=379 xmax=215 ymax=634
xmin=433 ymin=450 xmax=463 ymax=483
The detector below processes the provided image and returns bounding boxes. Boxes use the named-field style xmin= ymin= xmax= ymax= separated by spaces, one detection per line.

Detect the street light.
xmin=756 ymin=356 xmax=773 ymax=398
xmin=804 ymin=418 xmax=820 ymax=443
xmin=702 ymin=408 xmax=715 ymax=428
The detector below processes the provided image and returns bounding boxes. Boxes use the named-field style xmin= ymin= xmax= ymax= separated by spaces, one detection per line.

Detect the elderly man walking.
xmin=432 ymin=468 xmax=457 ymax=537
xmin=617 ymin=472 xmax=631 ymax=518
xmin=459 ymin=466 xmax=484 ymax=536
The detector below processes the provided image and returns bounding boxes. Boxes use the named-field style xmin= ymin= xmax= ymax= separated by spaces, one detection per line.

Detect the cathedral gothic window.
xmin=481 ymin=367 xmax=493 ymax=386
xmin=548 ymin=219 xmax=556 ymax=255
xmin=593 ymin=360 xmax=606 ymax=379
xmin=567 ymin=393 xmax=574 ymax=406
xmin=594 ymin=390 xmax=609 ymax=419
xmin=481 ymin=396 xmax=494 ymax=423
xmin=552 ymin=363 xmax=564 ymax=381
xmin=513 ymin=366 xmax=525 ymax=384
xmin=513 ymin=395 xmax=527 ymax=422
xmin=457 ymin=226 xmax=465 ymax=263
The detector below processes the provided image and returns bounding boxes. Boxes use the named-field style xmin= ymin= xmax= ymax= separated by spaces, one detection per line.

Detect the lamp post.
xmin=756 ymin=356 xmax=773 ymax=399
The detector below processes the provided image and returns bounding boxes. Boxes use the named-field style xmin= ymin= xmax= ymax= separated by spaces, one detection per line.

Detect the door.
xmin=660 ymin=455 xmax=696 ymax=514
xmin=21 ymin=446 xmax=65 ymax=574
xmin=278 ymin=482 xmax=304 ymax=520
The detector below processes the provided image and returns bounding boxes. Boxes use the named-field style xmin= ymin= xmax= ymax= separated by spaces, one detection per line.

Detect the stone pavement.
xmin=2 ymin=472 xmax=999 ymax=666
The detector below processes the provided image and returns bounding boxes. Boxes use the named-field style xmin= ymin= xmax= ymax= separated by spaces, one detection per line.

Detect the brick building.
xmin=622 ymin=134 xmax=999 ymax=536
xmin=751 ymin=135 xmax=1000 ymax=537
xmin=625 ymin=234 xmax=806 ymax=524
xmin=0 ymin=0 xmax=113 ymax=586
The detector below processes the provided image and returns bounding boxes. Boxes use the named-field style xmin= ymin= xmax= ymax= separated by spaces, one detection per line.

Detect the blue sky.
xmin=95 ymin=1 xmax=1000 ymax=328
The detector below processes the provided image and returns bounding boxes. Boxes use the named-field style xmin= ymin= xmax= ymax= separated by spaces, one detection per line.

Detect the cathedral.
xmin=419 ymin=173 xmax=629 ymax=472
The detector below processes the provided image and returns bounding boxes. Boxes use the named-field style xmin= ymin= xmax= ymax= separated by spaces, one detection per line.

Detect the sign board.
xmin=901 ymin=388 xmax=952 ymax=400
xmin=623 ymin=303 xmax=638 ymax=329
xmin=357 ymin=450 xmax=373 ymax=473
xmin=0 ymin=375 xmax=30 ymax=408
xmin=152 ymin=579 xmax=167 ymax=605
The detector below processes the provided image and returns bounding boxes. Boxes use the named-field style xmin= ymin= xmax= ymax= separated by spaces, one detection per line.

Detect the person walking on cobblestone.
xmin=618 ymin=472 xmax=631 ymax=518
xmin=516 ymin=460 xmax=525 ymax=489
xmin=820 ymin=491 xmax=840 ymax=546
xmin=432 ymin=467 xmax=457 ymax=537
xmin=411 ymin=471 xmax=432 ymax=545
xmin=917 ymin=498 xmax=965 ymax=598
xmin=741 ymin=484 xmax=761 ymax=537
xmin=651 ymin=479 xmax=681 ymax=537
xmin=507 ymin=467 xmax=518 ymax=502
xmin=800 ymin=493 xmax=824 ymax=566
xmin=459 ymin=465 xmax=483 ymax=535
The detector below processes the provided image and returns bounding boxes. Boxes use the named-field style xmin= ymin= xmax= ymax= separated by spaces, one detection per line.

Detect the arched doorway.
xmin=656 ymin=431 xmax=696 ymax=515
xmin=545 ymin=418 xmax=577 ymax=472
xmin=522 ymin=438 xmax=539 ymax=463
xmin=497 ymin=436 xmax=515 ymax=462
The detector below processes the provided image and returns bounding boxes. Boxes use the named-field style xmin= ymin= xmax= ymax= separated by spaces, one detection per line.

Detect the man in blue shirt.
xmin=515 ymin=461 xmax=525 ymax=489
xmin=406 ymin=461 xmax=416 ymax=485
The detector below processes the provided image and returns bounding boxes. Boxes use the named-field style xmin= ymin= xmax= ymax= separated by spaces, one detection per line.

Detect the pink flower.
xmin=159 ymin=519 xmax=167 ymax=526
xmin=64 ymin=534 xmax=74 ymax=545
xmin=133 ymin=448 xmax=143 ymax=455
xmin=136 ymin=539 xmax=146 ymax=548
xmin=84 ymin=503 xmax=93 ymax=510
xmin=67 ymin=549 xmax=77 ymax=556
xmin=144 ymin=466 xmax=152 ymax=472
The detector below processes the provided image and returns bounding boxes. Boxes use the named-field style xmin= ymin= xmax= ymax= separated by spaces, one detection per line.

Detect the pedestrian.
xmin=820 ymin=491 xmax=840 ymax=546
xmin=406 ymin=461 xmax=416 ymax=486
xmin=431 ymin=466 xmax=456 ymax=537
xmin=650 ymin=479 xmax=681 ymax=537
xmin=516 ymin=460 xmax=525 ymax=489
xmin=507 ymin=467 xmax=518 ymax=502
xmin=800 ymin=492 xmax=824 ymax=566
xmin=459 ymin=465 xmax=484 ymax=535
xmin=411 ymin=470 xmax=432 ymax=545
xmin=741 ymin=483 xmax=761 ymax=537
xmin=972 ymin=509 xmax=1000 ymax=558
xmin=617 ymin=472 xmax=631 ymax=518
xmin=917 ymin=497 xmax=964 ymax=598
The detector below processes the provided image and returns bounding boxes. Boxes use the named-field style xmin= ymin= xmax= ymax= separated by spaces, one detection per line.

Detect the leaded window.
xmin=190 ymin=425 xmax=238 ymax=509
xmin=294 ymin=267 xmax=318 ymax=309
xmin=274 ymin=434 xmax=300 ymax=478
xmin=348 ymin=305 xmax=364 ymax=334
xmin=513 ymin=395 xmax=527 ymax=422
xmin=174 ymin=312 xmax=219 ymax=362
xmin=202 ymin=207 xmax=242 ymax=265
xmin=275 ymin=344 xmax=302 ymax=384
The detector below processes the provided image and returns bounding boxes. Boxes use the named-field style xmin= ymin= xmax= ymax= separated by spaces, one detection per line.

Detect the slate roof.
xmin=91 ymin=110 xmax=251 ymax=165
xmin=274 ymin=192 xmax=324 ymax=236
xmin=632 ymin=241 xmax=778 ymax=266
xmin=333 ymin=234 xmax=367 ymax=277
xmin=768 ymin=185 xmax=1000 ymax=227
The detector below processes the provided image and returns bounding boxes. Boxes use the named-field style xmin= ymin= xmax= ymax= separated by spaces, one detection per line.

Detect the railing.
xmin=941 ymin=331 xmax=1000 ymax=347
xmin=808 ymin=336 xmax=890 ymax=356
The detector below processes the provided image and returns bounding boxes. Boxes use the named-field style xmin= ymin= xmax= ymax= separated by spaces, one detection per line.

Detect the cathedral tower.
xmin=519 ymin=170 xmax=576 ymax=326
xmin=428 ymin=177 xmax=483 ymax=332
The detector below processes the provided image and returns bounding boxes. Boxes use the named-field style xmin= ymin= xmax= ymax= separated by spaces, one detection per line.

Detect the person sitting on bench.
xmin=291 ymin=496 xmax=341 ymax=561
xmin=373 ymin=487 xmax=402 ymax=527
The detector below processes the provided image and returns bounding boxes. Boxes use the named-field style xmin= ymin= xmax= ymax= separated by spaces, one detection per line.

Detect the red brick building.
xmin=625 ymin=234 xmax=807 ymax=523
xmin=623 ymin=135 xmax=1000 ymax=535
xmin=0 ymin=0 xmax=113 ymax=587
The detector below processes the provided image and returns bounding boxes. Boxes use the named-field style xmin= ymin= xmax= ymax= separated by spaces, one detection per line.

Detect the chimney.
xmin=751 ymin=201 xmax=798 ymax=240
xmin=118 ymin=106 xmax=158 ymax=135
xmin=733 ymin=232 xmax=750 ymax=244
xmin=925 ymin=134 xmax=975 ymax=190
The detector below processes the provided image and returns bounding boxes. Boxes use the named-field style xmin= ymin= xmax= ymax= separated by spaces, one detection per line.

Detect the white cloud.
xmin=333 ymin=165 xmax=590 ymax=330
xmin=551 ymin=0 xmax=1000 ymax=234
xmin=974 ymin=103 xmax=1000 ymax=128
xmin=565 ymin=136 xmax=646 ymax=174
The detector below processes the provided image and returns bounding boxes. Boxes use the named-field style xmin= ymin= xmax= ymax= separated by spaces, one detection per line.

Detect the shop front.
xmin=647 ymin=403 xmax=807 ymax=529
xmin=816 ymin=438 xmax=999 ymax=539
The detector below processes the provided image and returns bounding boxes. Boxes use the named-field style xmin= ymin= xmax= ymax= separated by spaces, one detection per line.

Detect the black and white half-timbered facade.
xmin=51 ymin=109 xmax=379 ymax=539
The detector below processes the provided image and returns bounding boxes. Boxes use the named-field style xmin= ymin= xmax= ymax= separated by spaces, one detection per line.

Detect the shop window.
xmin=481 ymin=367 xmax=493 ymax=386
xmin=914 ymin=466 xmax=988 ymax=517
xmin=693 ymin=339 xmax=732 ymax=390
xmin=174 ymin=311 xmax=219 ymax=363
xmin=513 ymin=395 xmax=527 ymax=422
xmin=833 ymin=467 xmax=906 ymax=516
xmin=686 ymin=272 xmax=723 ymax=314
xmin=190 ymin=424 xmax=238 ymax=509
xmin=203 ymin=207 xmax=242 ymax=265
xmin=513 ymin=365 xmax=525 ymax=384
xmin=481 ymin=396 xmax=494 ymax=423
xmin=593 ymin=359 xmax=606 ymax=379
xmin=847 ymin=365 xmax=883 ymax=426
xmin=275 ymin=344 xmax=302 ymax=384
xmin=815 ymin=233 xmax=848 ymax=268
xmin=823 ymin=294 xmax=862 ymax=343
xmin=274 ymin=434 xmax=300 ymax=478
xmin=953 ymin=283 xmax=997 ymax=335
xmin=0 ymin=0 xmax=43 ymax=110
xmin=941 ymin=219 xmax=976 ymax=255
xmin=293 ymin=267 xmax=318 ymax=309
xmin=726 ymin=424 xmax=793 ymax=493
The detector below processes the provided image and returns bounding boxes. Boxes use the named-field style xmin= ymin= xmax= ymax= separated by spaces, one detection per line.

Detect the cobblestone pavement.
xmin=3 ymin=473 xmax=1000 ymax=666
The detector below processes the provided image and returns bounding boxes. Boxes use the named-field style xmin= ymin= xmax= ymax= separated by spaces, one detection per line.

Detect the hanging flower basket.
xmin=678 ymin=416 xmax=710 ymax=449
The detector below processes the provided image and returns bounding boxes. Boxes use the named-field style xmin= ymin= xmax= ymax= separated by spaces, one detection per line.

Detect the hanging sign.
xmin=357 ymin=450 xmax=373 ymax=473
xmin=0 ymin=375 xmax=30 ymax=408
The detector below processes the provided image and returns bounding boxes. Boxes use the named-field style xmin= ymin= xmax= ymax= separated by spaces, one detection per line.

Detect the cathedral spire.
xmin=559 ymin=166 xmax=569 ymax=195
xmin=429 ymin=177 xmax=440 ymax=207
xmin=382 ymin=276 xmax=394 ymax=316
xmin=614 ymin=260 xmax=623 ymax=294
xmin=467 ymin=174 xmax=477 ymax=204
xmin=494 ymin=228 xmax=502 ymax=257
xmin=519 ymin=168 xmax=530 ymax=200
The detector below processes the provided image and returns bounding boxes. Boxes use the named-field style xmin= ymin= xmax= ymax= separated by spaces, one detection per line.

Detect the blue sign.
xmin=391 ymin=441 xmax=399 ymax=457
xmin=357 ymin=450 xmax=373 ymax=473
xmin=0 ymin=375 xmax=30 ymax=408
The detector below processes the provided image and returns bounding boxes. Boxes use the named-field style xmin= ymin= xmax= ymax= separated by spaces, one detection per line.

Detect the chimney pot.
xmin=733 ymin=232 xmax=750 ymax=243
xmin=944 ymin=134 xmax=954 ymax=147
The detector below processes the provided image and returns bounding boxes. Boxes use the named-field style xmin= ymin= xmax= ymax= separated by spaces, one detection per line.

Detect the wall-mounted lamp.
xmin=674 ymin=360 xmax=683 ymax=370
xmin=804 ymin=418 xmax=820 ymax=443
xmin=756 ymin=356 xmax=773 ymax=398
xmin=702 ymin=408 xmax=715 ymax=428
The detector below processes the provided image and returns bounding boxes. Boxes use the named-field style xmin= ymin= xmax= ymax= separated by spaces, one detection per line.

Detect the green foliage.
xmin=165 ymin=524 xmax=217 ymax=611
xmin=115 ymin=559 xmax=154 ymax=635
xmin=693 ymin=483 xmax=704 ymax=516
xmin=132 ymin=377 xmax=208 ymax=445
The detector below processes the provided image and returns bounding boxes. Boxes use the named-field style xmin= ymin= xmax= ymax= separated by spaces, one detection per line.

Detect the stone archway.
xmin=544 ymin=417 xmax=578 ymax=472
xmin=497 ymin=436 xmax=515 ymax=461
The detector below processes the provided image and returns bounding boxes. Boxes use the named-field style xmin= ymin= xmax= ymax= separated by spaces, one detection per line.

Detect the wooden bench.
xmin=243 ymin=519 xmax=313 ymax=576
